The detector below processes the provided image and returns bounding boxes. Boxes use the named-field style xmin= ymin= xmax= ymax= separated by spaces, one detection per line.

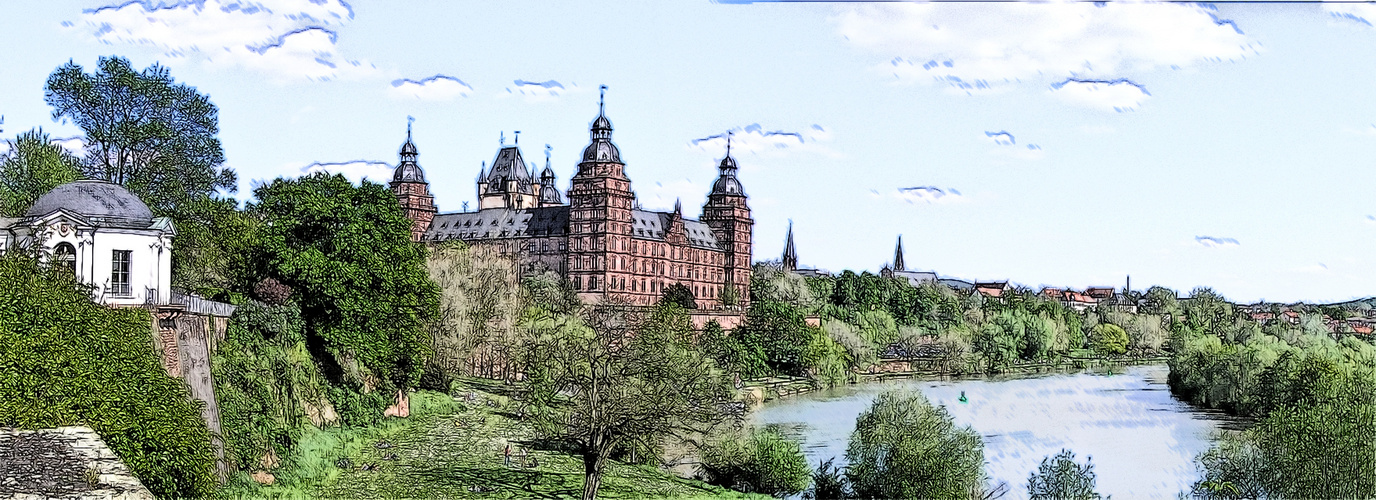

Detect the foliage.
xmin=45 ymin=56 xmax=234 ymax=212
xmin=520 ymin=302 xmax=741 ymax=500
xmin=213 ymin=301 xmax=331 ymax=468
xmin=0 ymin=251 xmax=216 ymax=498
xmin=45 ymin=56 xmax=242 ymax=296
xmin=662 ymin=282 xmax=698 ymax=310
xmin=844 ymin=390 xmax=986 ymax=500
xmin=699 ymin=427 xmax=811 ymax=497
xmin=738 ymin=300 xmax=818 ymax=376
xmin=803 ymin=329 xmax=851 ymax=388
xmin=425 ymin=241 xmax=528 ymax=383
xmin=1026 ymin=449 xmax=1101 ymax=500
xmin=1089 ymin=324 xmax=1128 ymax=355
xmin=805 ymin=457 xmax=851 ymax=500
xmin=246 ymin=172 xmax=439 ymax=390
xmin=700 ymin=320 xmax=769 ymax=379
xmin=752 ymin=261 xmax=819 ymax=310
xmin=0 ymin=128 xmax=81 ymax=217
xmin=253 ymin=277 xmax=293 ymax=305
xmin=823 ymin=319 xmax=876 ymax=370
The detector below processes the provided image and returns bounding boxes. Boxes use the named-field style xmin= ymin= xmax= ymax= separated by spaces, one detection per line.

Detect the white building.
xmin=0 ymin=180 xmax=174 ymax=306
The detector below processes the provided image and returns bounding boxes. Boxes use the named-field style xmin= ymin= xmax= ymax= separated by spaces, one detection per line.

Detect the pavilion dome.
xmin=25 ymin=180 xmax=154 ymax=225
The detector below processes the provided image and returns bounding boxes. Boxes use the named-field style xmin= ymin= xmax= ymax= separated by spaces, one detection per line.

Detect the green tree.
xmin=806 ymin=457 xmax=851 ymax=500
xmin=1089 ymin=323 xmax=1128 ymax=355
xmin=44 ymin=56 xmax=242 ymax=295
xmin=739 ymin=300 xmax=816 ymax=375
xmin=0 ymin=251 xmax=216 ymax=498
xmin=426 ymin=241 xmax=529 ymax=384
xmin=246 ymin=172 xmax=439 ymax=392
xmin=45 ymin=56 xmax=234 ymax=211
xmin=699 ymin=427 xmax=812 ymax=497
xmin=0 ymin=128 xmax=81 ymax=216
xmin=1027 ymin=449 xmax=1102 ymax=500
xmin=845 ymin=390 xmax=987 ymax=500
xmin=661 ymin=282 xmax=698 ymax=309
xmin=521 ymin=302 xmax=740 ymax=500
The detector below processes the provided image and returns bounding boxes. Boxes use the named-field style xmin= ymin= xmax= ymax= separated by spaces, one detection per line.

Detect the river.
xmin=747 ymin=364 xmax=1246 ymax=499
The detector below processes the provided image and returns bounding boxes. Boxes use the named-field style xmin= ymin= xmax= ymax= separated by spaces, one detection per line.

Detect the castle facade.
xmin=388 ymin=98 xmax=753 ymax=309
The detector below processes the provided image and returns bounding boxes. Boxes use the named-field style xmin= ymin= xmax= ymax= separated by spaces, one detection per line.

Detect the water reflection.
xmin=748 ymin=364 xmax=1245 ymax=499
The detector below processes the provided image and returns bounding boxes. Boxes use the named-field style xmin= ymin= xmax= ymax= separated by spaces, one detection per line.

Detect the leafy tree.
xmin=1141 ymin=286 xmax=1180 ymax=317
xmin=699 ymin=427 xmax=812 ymax=497
xmin=521 ymin=302 xmax=741 ymax=500
xmin=661 ymin=282 xmax=698 ymax=309
xmin=1089 ymin=323 xmax=1128 ymax=355
xmin=739 ymin=300 xmax=816 ymax=375
xmin=44 ymin=56 xmax=242 ymax=296
xmin=0 ymin=128 xmax=81 ymax=216
xmin=426 ymin=241 xmax=529 ymax=384
xmin=45 ymin=56 xmax=234 ymax=211
xmin=700 ymin=320 xmax=768 ymax=378
xmin=1027 ymin=449 xmax=1102 ymax=500
xmin=246 ymin=173 xmax=438 ymax=391
xmin=845 ymin=390 xmax=987 ymax=499
xmin=0 ymin=251 xmax=216 ymax=498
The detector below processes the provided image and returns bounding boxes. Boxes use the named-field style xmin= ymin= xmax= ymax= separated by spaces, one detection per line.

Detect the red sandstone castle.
xmin=388 ymin=95 xmax=753 ymax=309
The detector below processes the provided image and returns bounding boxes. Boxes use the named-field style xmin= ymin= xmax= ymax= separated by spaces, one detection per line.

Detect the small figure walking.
xmin=504 ymin=443 xmax=511 ymax=467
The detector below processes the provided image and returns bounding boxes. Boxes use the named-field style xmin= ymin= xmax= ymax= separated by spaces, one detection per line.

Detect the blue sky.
xmin=2 ymin=1 xmax=1375 ymax=304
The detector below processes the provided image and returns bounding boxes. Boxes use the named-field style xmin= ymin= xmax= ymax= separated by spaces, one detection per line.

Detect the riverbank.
xmin=743 ymin=354 xmax=1171 ymax=403
xmin=217 ymin=383 xmax=764 ymax=499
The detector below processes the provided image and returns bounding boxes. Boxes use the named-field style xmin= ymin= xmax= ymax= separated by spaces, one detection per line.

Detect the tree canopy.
xmin=844 ymin=390 xmax=987 ymax=499
xmin=246 ymin=172 xmax=439 ymax=391
xmin=0 ymin=128 xmax=82 ymax=217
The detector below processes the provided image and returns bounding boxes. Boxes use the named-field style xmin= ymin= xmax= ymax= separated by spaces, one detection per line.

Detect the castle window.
xmin=574 ymin=276 xmax=583 ymax=290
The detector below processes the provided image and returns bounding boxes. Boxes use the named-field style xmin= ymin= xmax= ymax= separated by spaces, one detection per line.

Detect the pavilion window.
xmin=54 ymin=242 xmax=76 ymax=275
xmin=111 ymin=250 xmax=132 ymax=297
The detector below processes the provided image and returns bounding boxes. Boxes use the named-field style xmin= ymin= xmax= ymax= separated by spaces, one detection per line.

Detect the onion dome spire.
xmin=582 ymin=85 xmax=622 ymax=164
xmin=711 ymin=130 xmax=744 ymax=195
xmin=393 ymin=116 xmax=425 ymax=182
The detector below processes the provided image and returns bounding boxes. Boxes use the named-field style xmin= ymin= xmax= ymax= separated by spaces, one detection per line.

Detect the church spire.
xmin=893 ymin=235 xmax=906 ymax=272
xmin=782 ymin=220 xmax=797 ymax=272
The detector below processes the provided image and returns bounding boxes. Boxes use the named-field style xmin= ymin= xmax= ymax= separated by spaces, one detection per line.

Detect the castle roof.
xmin=421 ymin=206 xmax=720 ymax=251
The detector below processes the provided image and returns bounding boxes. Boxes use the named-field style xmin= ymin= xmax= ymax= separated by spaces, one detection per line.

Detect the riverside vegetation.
xmin=1 ymin=55 xmax=1373 ymax=499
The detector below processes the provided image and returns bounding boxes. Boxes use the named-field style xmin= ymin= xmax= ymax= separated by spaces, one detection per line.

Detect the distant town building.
xmin=394 ymin=93 xmax=753 ymax=309
xmin=0 ymin=180 xmax=174 ymax=306
xmin=975 ymin=281 xmax=1009 ymax=298
xmin=880 ymin=235 xmax=937 ymax=287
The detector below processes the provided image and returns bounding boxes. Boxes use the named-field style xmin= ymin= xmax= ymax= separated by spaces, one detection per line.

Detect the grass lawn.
xmin=217 ymin=383 xmax=763 ymax=499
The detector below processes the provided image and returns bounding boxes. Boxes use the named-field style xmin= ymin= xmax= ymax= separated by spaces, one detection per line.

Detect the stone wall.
xmin=0 ymin=426 xmax=154 ymax=500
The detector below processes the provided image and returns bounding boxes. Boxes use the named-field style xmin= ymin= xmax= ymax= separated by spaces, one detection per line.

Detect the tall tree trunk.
xmin=582 ymin=451 xmax=604 ymax=500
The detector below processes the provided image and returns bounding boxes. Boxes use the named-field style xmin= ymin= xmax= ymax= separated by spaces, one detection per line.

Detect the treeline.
xmin=1162 ymin=288 xmax=1376 ymax=499
xmin=701 ymin=262 xmax=1169 ymax=388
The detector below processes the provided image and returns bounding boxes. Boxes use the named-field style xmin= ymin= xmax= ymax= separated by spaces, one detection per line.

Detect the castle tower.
xmin=700 ymin=135 xmax=753 ymax=308
xmin=567 ymin=86 xmax=635 ymax=300
xmin=390 ymin=123 xmax=437 ymax=241
xmin=538 ymin=145 xmax=564 ymax=206
xmin=478 ymin=135 xmax=539 ymax=209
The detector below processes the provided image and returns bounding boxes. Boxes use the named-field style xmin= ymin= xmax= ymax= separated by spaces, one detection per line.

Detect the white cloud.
xmin=1196 ymin=236 xmax=1241 ymax=248
xmin=299 ymin=160 xmax=393 ymax=185
xmin=1051 ymin=78 xmax=1151 ymax=112
xmin=689 ymin=123 xmax=835 ymax=158
xmin=834 ymin=3 xmax=1256 ymax=96
xmin=985 ymin=130 xmax=1044 ymax=161
xmin=503 ymin=80 xmax=580 ymax=102
xmin=871 ymin=186 xmax=966 ymax=205
xmin=0 ymin=136 xmax=87 ymax=158
xmin=70 ymin=0 xmax=373 ymax=81
xmin=1325 ymin=4 xmax=1376 ymax=27
xmin=390 ymin=75 xmax=473 ymax=101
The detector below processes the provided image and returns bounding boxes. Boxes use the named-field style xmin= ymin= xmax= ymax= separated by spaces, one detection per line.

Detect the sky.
xmin=2 ymin=0 xmax=1375 ymax=304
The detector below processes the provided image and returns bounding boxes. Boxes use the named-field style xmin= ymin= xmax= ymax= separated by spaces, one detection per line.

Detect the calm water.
xmin=748 ymin=364 xmax=1244 ymax=500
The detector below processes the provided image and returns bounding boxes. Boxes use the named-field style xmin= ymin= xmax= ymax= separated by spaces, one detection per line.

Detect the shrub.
xmin=0 ymin=252 xmax=216 ymax=498
xmin=805 ymin=457 xmax=851 ymax=500
xmin=845 ymin=390 xmax=986 ymax=499
xmin=1089 ymin=324 xmax=1128 ymax=355
xmin=661 ymin=282 xmax=698 ymax=309
xmin=699 ymin=427 xmax=812 ymax=497
xmin=1027 ymin=449 xmax=1101 ymax=500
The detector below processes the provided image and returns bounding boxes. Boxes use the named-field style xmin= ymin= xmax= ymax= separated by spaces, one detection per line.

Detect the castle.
xmin=388 ymin=94 xmax=753 ymax=310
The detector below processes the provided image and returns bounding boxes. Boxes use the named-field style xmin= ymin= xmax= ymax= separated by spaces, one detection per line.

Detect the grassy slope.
xmin=218 ymin=385 xmax=761 ymax=499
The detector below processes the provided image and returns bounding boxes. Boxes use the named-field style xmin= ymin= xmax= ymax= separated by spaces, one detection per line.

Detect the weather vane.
xmin=599 ymin=85 xmax=607 ymax=115
xmin=514 ymin=130 xmax=521 ymax=146
xmin=545 ymin=144 xmax=552 ymax=163
xmin=407 ymin=115 xmax=414 ymax=134
xmin=726 ymin=130 xmax=733 ymax=157
xmin=500 ymin=131 xmax=505 ymax=146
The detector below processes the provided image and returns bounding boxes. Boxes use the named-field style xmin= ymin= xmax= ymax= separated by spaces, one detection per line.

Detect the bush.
xmin=845 ymin=390 xmax=986 ymax=499
xmin=1089 ymin=324 xmax=1128 ymax=355
xmin=661 ymin=282 xmax=698 ymax=309
xmin=1027 ymin=449 xmax=1101 ymax=500
xmin=0 ymin=252 xmax=216 ymax=498
xmin=699 ymin=427 xmax=812 ymax=497
xmin=805 ymin=457 xmax=851 ymax=500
